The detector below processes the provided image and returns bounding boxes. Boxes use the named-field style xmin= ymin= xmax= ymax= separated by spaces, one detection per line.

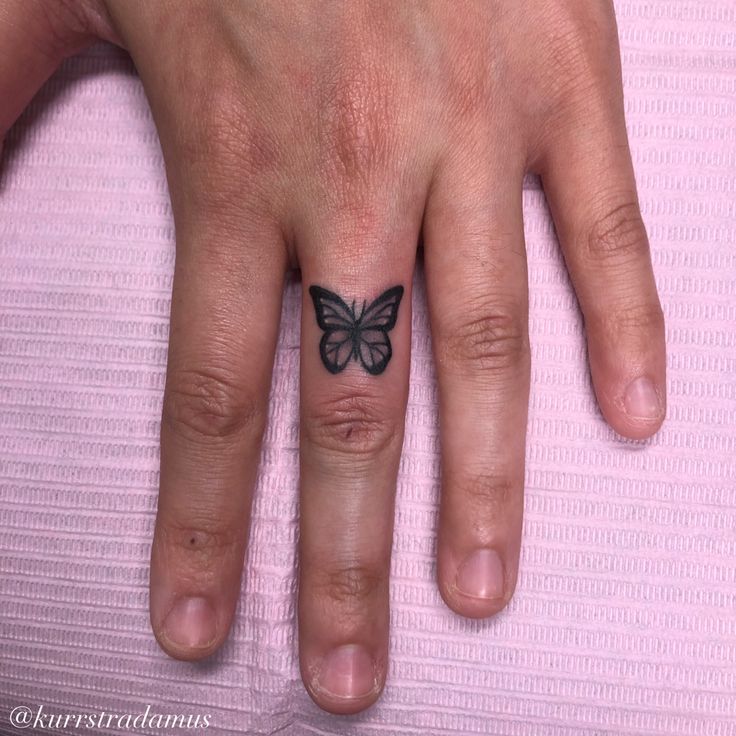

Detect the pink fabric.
xmin=1 ymin=3 xmax=735 ymax=734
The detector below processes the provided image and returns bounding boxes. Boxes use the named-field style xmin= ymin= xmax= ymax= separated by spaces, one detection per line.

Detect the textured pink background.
xmin=1 ymin=2 xmax=735 ymax=735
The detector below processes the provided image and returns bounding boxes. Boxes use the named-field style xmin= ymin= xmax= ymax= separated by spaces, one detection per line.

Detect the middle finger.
xmin=296 ymin=192 xmax=420 ymax=714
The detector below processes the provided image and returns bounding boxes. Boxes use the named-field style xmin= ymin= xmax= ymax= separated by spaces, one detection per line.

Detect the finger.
xmin=0 ymin=0 xmax=117 ymax=150
xmin=535 ymin=10 xmax=666 ymax=440
xmin=99 ymin=2 xmax=291 ymax=661
xmin=423 ymin=140 xmax=530 ymax=620
xmin=149 ymin=212 xmax=286 ymax=661
xmin=134 ymin=63 xmax=290 ymax=657
xmin=296 ymin=203 xmax=418 ymax=713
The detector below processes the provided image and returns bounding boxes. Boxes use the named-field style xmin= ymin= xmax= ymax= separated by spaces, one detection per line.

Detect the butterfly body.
xmin=309 ymin=285 xmax=404 ymax=375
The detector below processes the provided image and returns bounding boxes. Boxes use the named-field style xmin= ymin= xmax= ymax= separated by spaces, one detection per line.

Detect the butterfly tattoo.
xmin=309 ymin=285 xmax=404 ymax=375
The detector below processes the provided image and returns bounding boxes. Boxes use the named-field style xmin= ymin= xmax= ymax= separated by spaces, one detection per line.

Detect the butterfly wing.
xmin=356 ymin=329 xmax=392 ymax=375
xmin=358 ymin=285 xmax=404 ymax=331
xmin=319 ymin=330 xmax=354 ymax=374
xmin=355 ymin=286 xmax=404 ymax=374
xmin=309 ymin=286 xmax=357 ymax=374
xmin=309 ymin=285 xmax=356 ymax=330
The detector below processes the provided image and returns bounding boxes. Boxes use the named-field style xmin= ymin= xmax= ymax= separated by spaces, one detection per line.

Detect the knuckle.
xmin=173 ymin=76 xmax=279 ymax=215
xmin=544 ymin=6 xmax=617 ymax=97
xmin=584 ymin=201 xmax=649 ymax=264
xmin=39 ymin=0 xmax=95 ymax=55
xmin=178 ymin=76 xmax=246 ymax=164
xmin=444 ymin=48 xmax=493 ymax=124
xmin=320 ymin=61 xmax=395 ymax=183
xmin=304 ymin=390 xmax=399 ymax=459
xmin=439 ymin=302 xmax=529 ymax=374
xmin=311 ymin=562 xmax=387 ymax=610
xmin=549 ymin=26 xmax=595 ymax=83
xmin=205 ymin=105 xmax=279 ymax=177
xmin=163 ymin=366 xmax=265 ymax=442
xmin=520 ymin=5 xmax=619 ymax=130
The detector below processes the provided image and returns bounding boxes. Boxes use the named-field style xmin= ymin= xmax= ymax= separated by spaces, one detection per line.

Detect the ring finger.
xmin=424 ymin=128 xmax=531 ymax=619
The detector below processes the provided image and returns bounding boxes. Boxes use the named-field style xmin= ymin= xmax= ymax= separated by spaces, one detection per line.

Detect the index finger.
xmin=150 ymin=215 xmax=286 ymax=660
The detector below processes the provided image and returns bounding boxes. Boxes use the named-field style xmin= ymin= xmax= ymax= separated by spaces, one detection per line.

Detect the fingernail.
xmin=313 ymin=644 xmax=377 ymax=699
xmin=455 ymin=548 xmax=505 ymax=600
xmin=624 ymin=376 xmax=662 ymax=420
xmin=161 ymin=596 xmax=218 ymax=649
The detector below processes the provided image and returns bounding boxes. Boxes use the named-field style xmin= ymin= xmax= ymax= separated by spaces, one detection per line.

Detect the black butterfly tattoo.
xmin=309 ymin=285 xmax=404 ymax=375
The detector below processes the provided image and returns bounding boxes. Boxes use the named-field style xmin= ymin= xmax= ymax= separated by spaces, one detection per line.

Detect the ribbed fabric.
xmin=1 ymin=2 xmax=734 ymax=734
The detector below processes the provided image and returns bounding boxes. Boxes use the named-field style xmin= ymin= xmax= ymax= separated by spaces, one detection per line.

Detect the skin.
xmin=0 ymin=0 xmax=666 ymax=715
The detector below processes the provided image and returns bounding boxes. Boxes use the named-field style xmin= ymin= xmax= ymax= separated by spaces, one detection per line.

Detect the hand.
xmin=0 ymin=0 xmax=666 ymax=715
